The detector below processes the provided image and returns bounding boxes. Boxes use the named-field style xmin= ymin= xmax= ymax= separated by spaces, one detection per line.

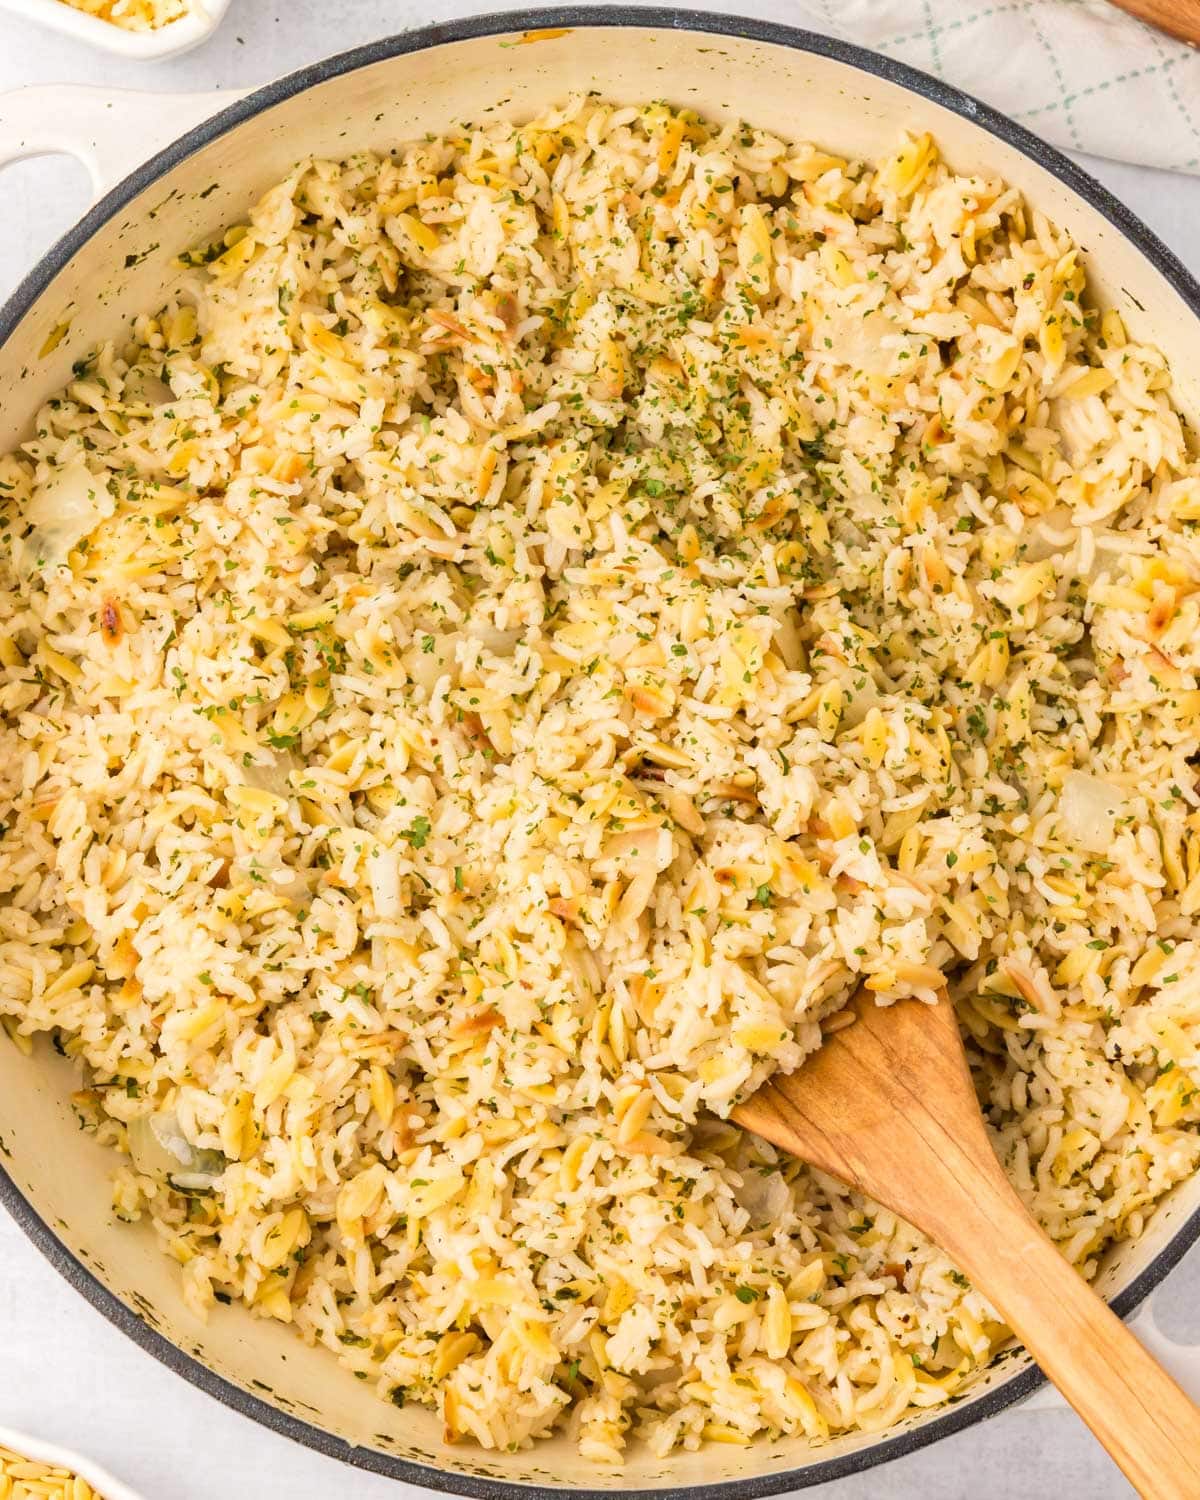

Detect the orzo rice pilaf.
xmin=2 ymin=98 xmax=1200 ymax=1457
xmin=55 ymin=0 xmax=190 ymax=30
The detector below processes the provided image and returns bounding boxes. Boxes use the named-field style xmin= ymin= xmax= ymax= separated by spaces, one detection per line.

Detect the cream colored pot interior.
xmin=3 ymin=19 xmax=1200 ymax=1491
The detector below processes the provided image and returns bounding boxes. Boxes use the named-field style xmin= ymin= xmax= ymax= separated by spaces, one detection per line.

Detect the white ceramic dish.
xmin=0 ymin=1423 xmax=145 ymax=1499
xmin=0 ymin=0 xmax=230 ymax=60
xmin=2 ymin=11 xmax=1200 ymax=1494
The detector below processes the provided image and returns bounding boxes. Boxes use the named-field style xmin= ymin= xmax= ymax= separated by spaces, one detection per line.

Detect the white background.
xmin=2 ymin=3 xmax=1200 ymax=1495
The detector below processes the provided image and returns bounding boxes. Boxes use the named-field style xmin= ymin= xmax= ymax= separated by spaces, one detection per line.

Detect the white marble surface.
xmin=2 ymin=3 xmax=1200 ymax=1495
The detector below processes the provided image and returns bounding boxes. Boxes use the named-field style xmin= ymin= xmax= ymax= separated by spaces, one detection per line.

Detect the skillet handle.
xmin=1129 ymin=1296 xmax=1200 ymax=1396
xmin=0 ymin=84 xmax=247 ymax=204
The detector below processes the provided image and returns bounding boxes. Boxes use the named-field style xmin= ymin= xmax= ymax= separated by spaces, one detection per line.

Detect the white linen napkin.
xmin=780 ymin=0 xmax=1200 ymax=173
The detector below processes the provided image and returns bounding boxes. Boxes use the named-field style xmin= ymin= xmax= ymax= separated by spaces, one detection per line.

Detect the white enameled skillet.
xmin=2 ymin=12 xmax=1200 ymax=1493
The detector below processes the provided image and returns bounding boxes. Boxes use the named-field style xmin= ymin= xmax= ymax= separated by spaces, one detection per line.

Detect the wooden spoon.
xmin=733 ymin=989 xmax=1200 ymax=1499
xmin=1105 ymin=0 xmax=1200 ymax=48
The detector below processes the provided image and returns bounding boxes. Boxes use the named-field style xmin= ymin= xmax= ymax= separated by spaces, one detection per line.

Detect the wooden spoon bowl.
xmin=733 ymin=990 xmax=1200 ymax=1498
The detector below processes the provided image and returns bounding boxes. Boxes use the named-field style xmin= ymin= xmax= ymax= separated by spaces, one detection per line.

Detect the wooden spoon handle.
xmin=936 ymin=1166 xmax=1200 ymax=1499
xmin=1105 ymin=0 xmax=1200 ymax=46
xmin=736 ymin=995 xmax=1200 ymax=1493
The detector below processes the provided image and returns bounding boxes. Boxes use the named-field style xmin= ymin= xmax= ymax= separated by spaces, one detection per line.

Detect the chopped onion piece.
xmin=128 ymin=1110 xmax=226 ymax=1189
xmin=734 ymin=1168 xmax=790 ymax=1223
xmin=404 ymin=633 xmax=457 ymax=696
xmin=122 ymin=366 xmax=174 ymax=408
xmin=13 ymin=459 xmax=111 ymax=578
xmin=465 ymin=622 xmax=522 ymax=657
xmin=1060 ymin=771 xmax=1127 ymax=855
xmin=243 ymin=748 xmax=300 ymax=799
